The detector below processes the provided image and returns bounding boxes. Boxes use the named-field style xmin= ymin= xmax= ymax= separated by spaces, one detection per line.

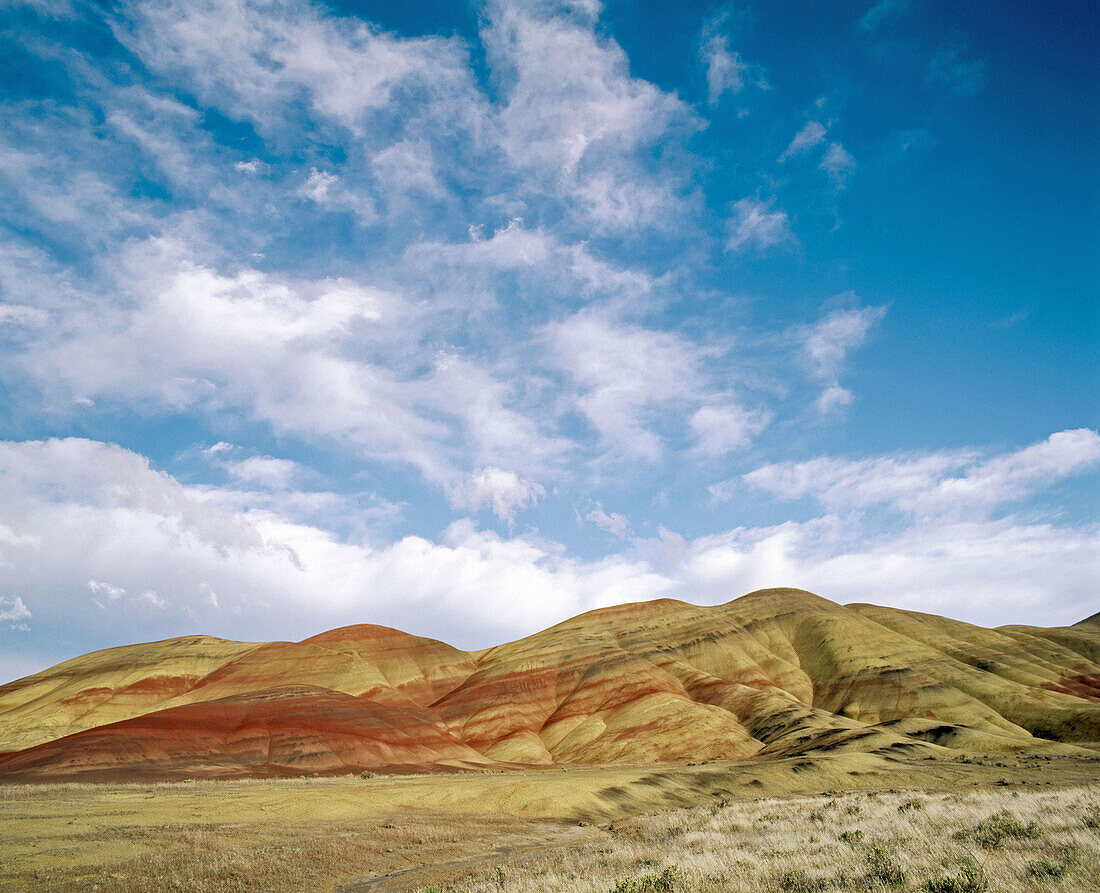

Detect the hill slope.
xmin=1 ymin=589 xmax=1097 ymax=781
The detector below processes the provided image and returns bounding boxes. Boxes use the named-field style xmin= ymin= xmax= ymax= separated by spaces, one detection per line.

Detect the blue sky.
xmin=0 ymin=0 xmax=1096 ymax=682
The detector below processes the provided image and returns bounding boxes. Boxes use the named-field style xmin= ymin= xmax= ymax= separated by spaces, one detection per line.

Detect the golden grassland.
xmin=426 ymin=783 xmax=1100 ymax=893
xmin=1 ymin=752 xmax=1098 ymax=892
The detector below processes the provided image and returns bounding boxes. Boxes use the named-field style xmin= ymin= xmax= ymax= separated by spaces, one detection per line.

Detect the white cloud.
xmin=448 ymin=467 xmax=546 ymax=523
xmin=584 ymin=504 xmax=632 ymax=538
xmin=0 ymin=596 xmax=32 ymax=624
xmin=697 ymin=11 xmax=767 ymax=107
xmin=859 ymin=0 xmax=910 ymax=33
xmin=779 ymin=121 xmax=827 ymax=161
xmin=0 ymin=438 xmax=669 ymax=666
xmin=666 ymin=515 xmax=1100 ymax=629
xmin=0 ymin=129 xmax=150 ymax=248
xmin=299 ymin=168 xmax=376 ymax=223
xmin=123 ymin=0 xmax=478 ymax=135
xmin=16 ymin=237 xmax=569 ymax=487
xmin=0 ymin=303 xmax=48 ymax=327
xmin=820 ymin=142 xmax=856 ymax=186
xmin=481 ymin=0 xmax=696 ymax=230
xmin=225 ymin=456 xmax=301 ymax=490
xmin=743 ymin=429 xmax=1100 ymax=518
xmin=726 ymin=197 xmax=793 ymax=255
xmin=814 ymin=384 xmax=853 ymax=414
xmin=701 ymin=33 xmax=746 ymax=105
xmin=800 ymin=302 xmax=886 ymax=412
xmin=371 ymin=140 xmax=443 ymax=207
xmin=547 ymin=311 xmax=704 ymax=460
xmin=300 ymin=168 xmax=339 ymax=204
xmin=1 ymin=436 xmax=1096 ymax=679
xmin=690 ymin=404 xmax=771 ymax=457
xmin=88 ymin=579 xmax=126 ymax=603
xmin=928 ymin=34 xmax=986 ymax=97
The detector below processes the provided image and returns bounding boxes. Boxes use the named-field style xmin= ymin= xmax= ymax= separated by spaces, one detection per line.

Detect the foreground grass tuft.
xmin=609 ymin=865 xmax=682 ymax=893
xmin=922 ymin=856 xmax=987 ymax=893
xmin=1025 ymin=858 xmax=1066 ymax=880
xmin=956 ymin=809 xmax=1041 ymax=848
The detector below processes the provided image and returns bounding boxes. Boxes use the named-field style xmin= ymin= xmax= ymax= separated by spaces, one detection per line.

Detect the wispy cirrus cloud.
xmin=779 ymin=121 xmax=827 ymax=161
xmin=690 ymin=403 xmax=771 ymax=457
xmin=743 ymin=429 xmax=1100 ymax=518
xmin=725 ymin=197 xmax=793 ymax=255
xmin=483 ymin=0 xmax=699 ymax=232
xmin=820 ymin=142 xmax=856 ymax=187
xmin=546 ymin=310 xmax=707 ymax=461
xmin=799 ymin=301 xmax=887 ymax=414
xmin=858 ymin=0 xmax=910 ymax=34
xmin=928 ymin=33 xmax=986 ymax=97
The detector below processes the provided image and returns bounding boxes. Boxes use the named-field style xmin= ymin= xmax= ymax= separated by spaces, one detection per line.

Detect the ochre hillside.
xmin=1 ymin=589 xmax=1097 ymax=782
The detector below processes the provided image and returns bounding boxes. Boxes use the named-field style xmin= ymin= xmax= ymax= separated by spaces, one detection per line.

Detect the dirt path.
xmin=337 ymin=824 xmax=606 ymax=892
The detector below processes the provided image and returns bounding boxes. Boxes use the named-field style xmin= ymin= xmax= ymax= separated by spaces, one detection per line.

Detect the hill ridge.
xmin=1 ymin=589 xmax=1097 ymax=782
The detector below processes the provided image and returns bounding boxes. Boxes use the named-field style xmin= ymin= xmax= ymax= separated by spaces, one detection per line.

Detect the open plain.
xmin=1 ymin=754 xmax=1098 ymax=891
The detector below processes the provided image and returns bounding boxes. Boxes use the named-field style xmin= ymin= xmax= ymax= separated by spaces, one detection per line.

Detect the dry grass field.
xmin=413 ymin=783 xmax=1100 ymax=893
xmin=2 ymin=751 xmax=1098 ymax=891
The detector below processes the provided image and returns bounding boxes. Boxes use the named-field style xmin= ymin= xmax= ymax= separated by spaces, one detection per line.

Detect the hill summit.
xmin=1 ymin=589 xmax=1097 ymax=782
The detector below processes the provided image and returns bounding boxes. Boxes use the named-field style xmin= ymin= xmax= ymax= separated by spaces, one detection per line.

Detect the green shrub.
xmin=923 ymin=857 xmax=987 ymax=893
xmin=359 ymin=770 xmax=375 ymax=779
xmin=775 ymin=868 xmax=828 ymax=892
xmin=839 ymin=829 xmax=865 ymax=846
xmin=865 ymin=844 xmax=905 ymax=888
xmin=1083 ymin=805 xmax=1100 ymax=830
xmin=1025 ymin=859 xmax=1066 ymax=880
xmin=610 ymin=865 xmax=683 ymax=893
xmin=967 ymin=810 xmax=1041 ymax=848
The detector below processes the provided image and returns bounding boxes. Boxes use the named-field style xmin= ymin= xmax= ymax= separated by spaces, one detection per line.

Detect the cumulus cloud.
xmin=0 ymin=438 xmax=668 ymax=672
xmin=448 ymin=467 xmax=546 ymax=523
xmin=701 ymin=32 xmax=746 ymax=105
xmin=0 ymin=595 xmax=32 ymax=625
xmin=665 ymin=516 xmax=1100 ymax=630
xmin=584 ymin=503 xmax=632 ymax=538
xmin=13 ymin=237 xmax=571 ymax=487
xmin=697 ymin=10 xmax=767 ymax=107
xmin=1 ymin=435 xmax=1096 ymax=682
xmin=726 ymin=197 xmax=793 ymax=255
xmin=225 ymin=456 xmax=301 ymax=490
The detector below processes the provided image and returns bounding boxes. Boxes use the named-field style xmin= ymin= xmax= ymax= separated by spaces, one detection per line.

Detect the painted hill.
xmin=1 ymin=589 xmax=1097 ymax=782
